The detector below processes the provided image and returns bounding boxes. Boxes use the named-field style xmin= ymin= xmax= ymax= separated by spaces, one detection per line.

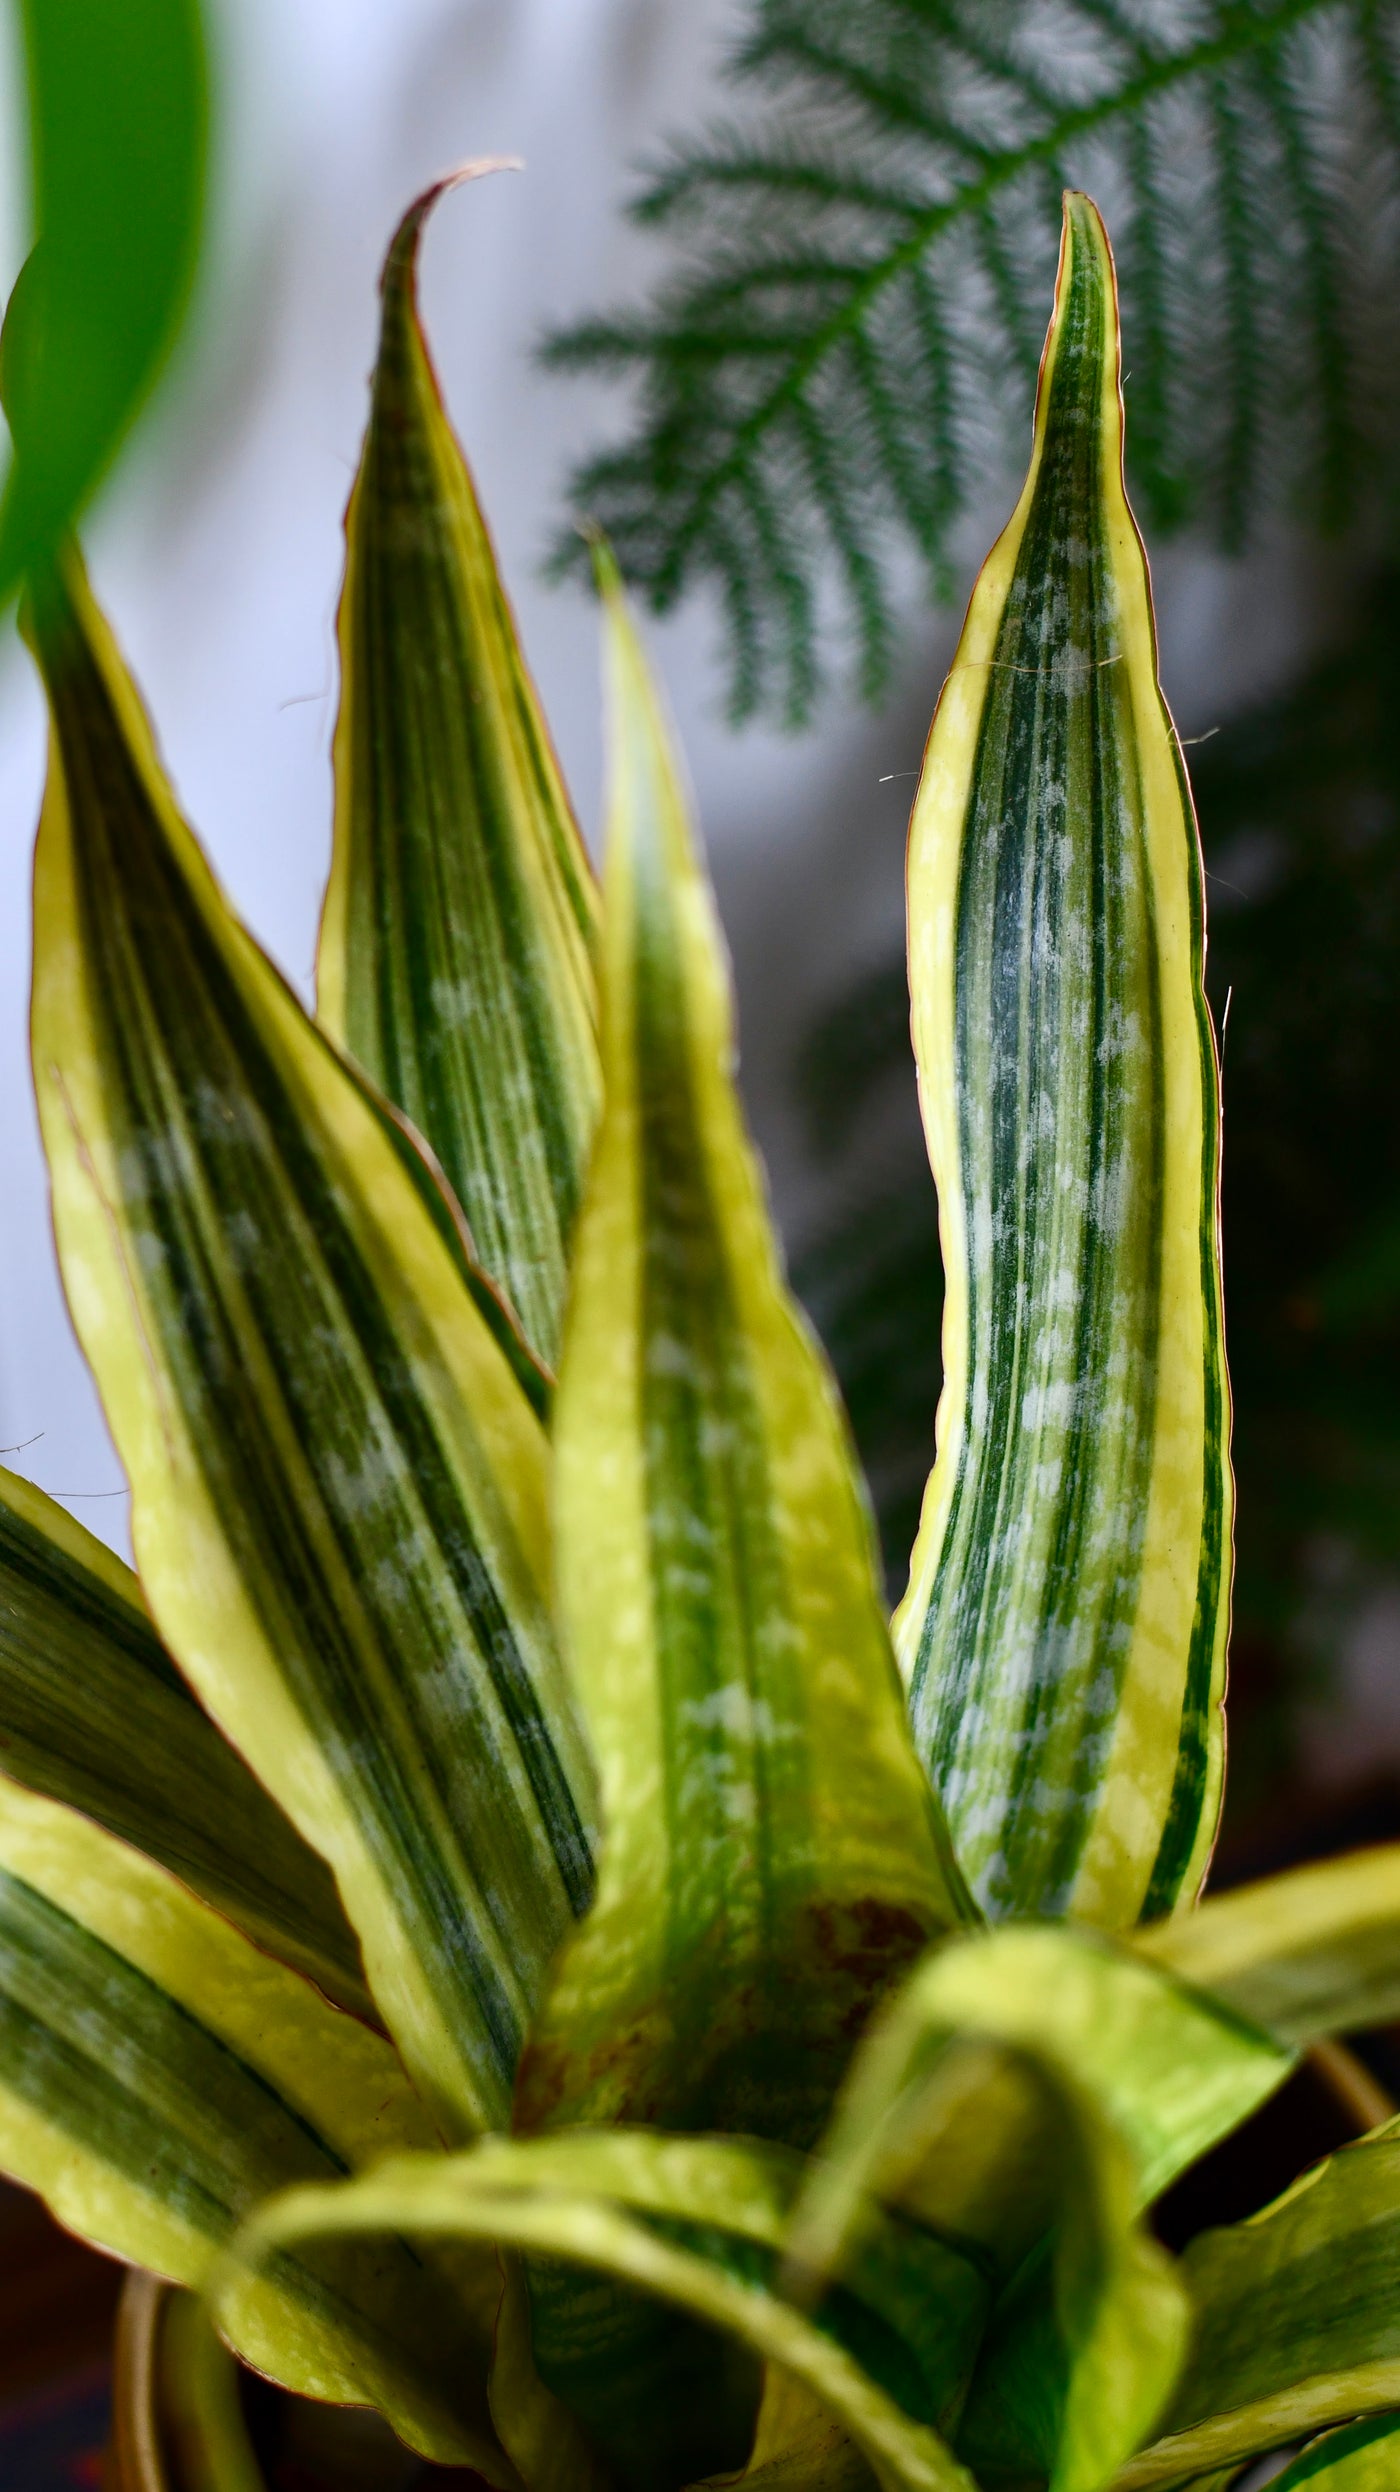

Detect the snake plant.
xmin=4 ymin=167 xmax=1400 ymax=2492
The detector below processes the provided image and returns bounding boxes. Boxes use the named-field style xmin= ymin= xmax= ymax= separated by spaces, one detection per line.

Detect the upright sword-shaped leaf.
xmin=27 ymin=549 xmax=596 ymax=2140
xmin=319 ymin=169 xmax=601 ymax=1373
xmin=512 ymin=561 xmax=968 ymax=2488
xmin=518 ymin=557 xmax=967 ymax=2146
xmin=896 ymin=192 xmax=1231 ymax=1927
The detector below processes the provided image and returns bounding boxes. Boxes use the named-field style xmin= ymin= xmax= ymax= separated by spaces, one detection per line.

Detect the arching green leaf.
xmin=0 ymin=1462 xmax=370 ymax=2022
xmin=26 ymin=548 xmax=596 ymax=2140
xmin=895 ymin=193 xmax=1230 ymax=1928
xmin=0 ymin=1777 xmax=505 ymax=2473
xmin=218 ymin=2132 xmax=985 ymax=2492
xmin=791 ymin=1925 xmax=1256 ymax=2492
xmin=0 ymin=0 xmax=208 ymax=591
xmin=1136 ymin=1848 xmax=1400 ymax=2046
xmin=1118 ymin=2124 xmax=1400 ymax=2488
xmin=320 ymin=170 xmax=600 ymax=1373
xmin=789 ymin=1925 xmax=1288 ymax=2292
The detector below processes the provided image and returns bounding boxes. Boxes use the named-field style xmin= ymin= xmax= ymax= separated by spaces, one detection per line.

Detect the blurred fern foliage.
xmin=795 ymin=571 xmax=1400 ymax=1810
xmin=549 ymin=0 xmax=1400 ymax=720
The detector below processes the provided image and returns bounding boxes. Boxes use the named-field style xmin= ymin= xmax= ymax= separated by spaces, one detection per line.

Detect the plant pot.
xmin=109 ymin=2267 xmax=483 ymax=2491
xmin=109 ymin=2272 xmax=170 ymax=2492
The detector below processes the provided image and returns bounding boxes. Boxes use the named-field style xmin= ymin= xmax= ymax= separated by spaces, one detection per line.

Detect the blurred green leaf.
xmin=0 ymin=0 xmax=209 ymax=591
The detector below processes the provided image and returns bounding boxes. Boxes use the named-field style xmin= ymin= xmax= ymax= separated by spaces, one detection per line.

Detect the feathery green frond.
xmin=546 ymin=0 xmax=1400 ymax=719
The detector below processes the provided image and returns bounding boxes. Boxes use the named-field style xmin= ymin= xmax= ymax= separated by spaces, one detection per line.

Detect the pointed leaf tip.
xmin=323 ymin=171 xmax=600 ymax=1372
xmin=380 ymin=156 xmax=525 ymax=293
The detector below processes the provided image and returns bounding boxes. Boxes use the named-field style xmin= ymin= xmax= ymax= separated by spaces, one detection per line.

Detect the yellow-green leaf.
xmin=790 ymin=1927 xmax=1230 ymax=2492
xmin=218 ymin=2132 xmax=984 ymax=2492
xmin=895 ymin=190 xmax=1230 ymax=1926
xmin=1136 ymin=1849 xmax=1400 ymax=2045
xmin=0 ymin=1776 xmax=504 ymax=2472
xmin=320 ymin=170 xmax=601 ymax=1373
xmin=1117 ymin=2124 xmax=1400 ymax=2489
xmin=508 ymin=564 xmax=968 ymax=2482
xmin=0 ymin=1461 xmax=371 ymax=2021
xmin=27 ymin=548 xmax=596 ymax=2140
xmin=789 ymin=1925 xmax=1288 ymax=2293
xmin=518 ymin=561 xmax=967 ymax=2153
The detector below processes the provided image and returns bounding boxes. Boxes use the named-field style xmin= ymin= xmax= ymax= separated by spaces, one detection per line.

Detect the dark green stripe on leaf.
xmin=0 ymin=1856 xmax=495 ymax=2451
xmin=324 ymin=171 xmax=600 ymax=1373
xmin=0 ymin=1470 xmax=371 ymax=2019
xmin=0 ymin=1864 xmax=349 ymax=2213
xmin=29 ymin=553 xmax=595 ymax=2134
xmin=899 ymin=194 xmax=1229 ymax=1928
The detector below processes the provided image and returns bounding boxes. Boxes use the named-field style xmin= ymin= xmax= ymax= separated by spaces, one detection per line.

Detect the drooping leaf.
xmin=0 ymin=0 xmax=207 ymax=592
xmin=788 ymin=1925 xmax=1288 ymax=2292
xmin=895 ymin=192 xmax=1230 ymax=1927
xmin=1117 ymin=2123 xmax=1400 ymax=2489
xmin=791 ymin=1926 xmax=1260 ymax=2492
xmin=0 ymin=1462 xmax=371 ymax=2021
xmin=952 ymin=2161 xmax=1181 ymax=2492
xmin=320 ymin=170 xmax=600 ymax=1373
xmin=494 ymin=2130 xmax=987 ymax=2483
xmin=26 ymin=548 xmax=597 ymax=2140
xmin=1137 ymin=1848 xmax=1400 ymax=2045
xmin=518 ymin=556 xmax=967 ymax=2145
xmin=509 ymin=558 xmax=967 ymax=2483
xmin=1270 ymin=2413 xmax=1400 ymax=2488
xmin=0 ymin=1776 xmax=506 ymax=2471
xmin=219 ymin=2132 xmax=985 ymax=2492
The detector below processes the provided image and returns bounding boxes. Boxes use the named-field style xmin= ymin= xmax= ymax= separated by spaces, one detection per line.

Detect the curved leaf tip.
xmin=379 ymin=156 xmax=525 ymax=294
xmin=322 ymin=153 xmax=599 ymax=1374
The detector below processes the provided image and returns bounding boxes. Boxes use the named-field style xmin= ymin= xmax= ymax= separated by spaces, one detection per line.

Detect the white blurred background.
xmin=0 ymin=0 xmax=1335 ymax=1571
